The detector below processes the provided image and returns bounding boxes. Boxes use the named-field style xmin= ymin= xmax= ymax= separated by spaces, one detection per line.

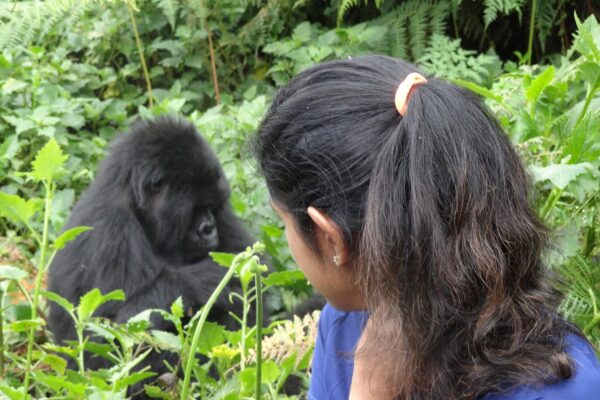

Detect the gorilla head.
xmin=98 ymin=118 xmax=231 ymax=264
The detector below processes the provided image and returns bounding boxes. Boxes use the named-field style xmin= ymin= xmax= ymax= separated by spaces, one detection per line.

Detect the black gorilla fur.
xmin=47 ymin=117 xmax=254 ymax=390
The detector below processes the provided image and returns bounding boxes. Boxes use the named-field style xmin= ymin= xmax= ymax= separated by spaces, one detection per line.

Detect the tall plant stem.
xmin=23 ymin=182 xmax=53 ymax=395
xmin=254 ymin=273 xmax=263 ymax=400
xmin=127 ymin=3 xmax=154 ymax=107
xmin=180 ymin=262 xmax=237 ymax=399
xmin=201 ymin=3 xmax=220 ymax=104
xmin=527 ymin=0 xmax=537 ymax=65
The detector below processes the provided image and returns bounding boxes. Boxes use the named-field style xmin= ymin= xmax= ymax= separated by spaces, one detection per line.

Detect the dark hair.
xmin=254 ymin=55 xmax=573 ymax=399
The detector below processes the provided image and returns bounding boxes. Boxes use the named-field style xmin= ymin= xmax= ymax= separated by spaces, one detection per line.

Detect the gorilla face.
xmin=122 ymin=119 xmax=231 ymax=265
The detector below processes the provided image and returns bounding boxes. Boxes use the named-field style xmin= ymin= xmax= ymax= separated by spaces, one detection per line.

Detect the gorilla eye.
xmin=148 ymin=179 xmax=163 ymax=193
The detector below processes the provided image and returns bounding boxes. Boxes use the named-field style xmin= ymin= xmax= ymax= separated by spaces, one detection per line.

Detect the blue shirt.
xmin=309 ymin=304 xmax=600 ymax=399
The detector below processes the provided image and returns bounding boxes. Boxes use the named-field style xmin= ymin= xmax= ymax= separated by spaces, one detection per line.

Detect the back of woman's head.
xmin=254 ymin=55 xmax=573 ymax=399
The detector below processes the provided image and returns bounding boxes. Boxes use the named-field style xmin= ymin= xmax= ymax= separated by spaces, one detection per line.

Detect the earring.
xmin=333 ymin=255 xmax=340 ymax=266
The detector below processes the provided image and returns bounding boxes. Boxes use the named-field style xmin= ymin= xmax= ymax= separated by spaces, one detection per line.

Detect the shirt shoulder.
xmin=308 ymin=304 xmax=367 ymax=400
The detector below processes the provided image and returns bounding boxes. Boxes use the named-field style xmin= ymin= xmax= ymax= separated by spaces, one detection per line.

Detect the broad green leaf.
xmin=34 ymin=375 xmax=86 ymax=396
xmin=0 ymin=265 xmax=28 ymax=281
xmin=53 ymin=226 xmax=92 ymax=251
xmin=0 ymin=134 xmax=20 ymax=160
xmin=39 ymin=353 xmax=68 ymax=374
xmin=525 ymin=66 xmax=555 ymax=105
xmin=11 ymin=319 xmax=40 ymax=332
xmin=78 ymin=289 xmax=125 ymax=320
xmin=263 ymin=270 xmax=307 ymax=287
xmin=151 ymin=330 xmax=181 ymax=350
xmin=573 ymin=14 xmax=600 ymax=60
xmin=260 ymin=361 xmax=281 ymax=384
xmin=210 ymin=252 xmax=235 ymax=267
xmin=0 ymin=192 xmax=40 ymax=225
xmin=114 ymin=371 xmax=157 ymax=391
xmin=530 ymin=162 xmax=593 ymax=189
xmin=30 ymin=138 xmax=68 ymax=182
xmin=578 ymin=61 xmax=600 ymax=90
xmin=41 ymin=290 xmax=74 ymax=313
xmin=0 ymin=385 xmax=30 ymax=400
xmin=195 ymin=321 xmax=226 ymax=355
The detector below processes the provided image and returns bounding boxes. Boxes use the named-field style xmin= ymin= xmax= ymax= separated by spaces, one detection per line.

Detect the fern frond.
xmin=0 ymin=0 xmax=95 ymax=49
xmin=337 ymin=0 xmax=360 ymax=27
xmin=536 ymin=0 xmax=560 ymax=51
xmin=152 ymin=0 xmax=180 ymax=29
xmin=368 ymin=0 xmax=451 ymax=61
xmin=483 ymin=0 xmax=526 ymax=27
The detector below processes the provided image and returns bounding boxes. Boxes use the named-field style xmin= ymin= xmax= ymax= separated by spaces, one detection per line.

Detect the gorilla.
xmin=47 ymin=117 xmax=254 ymax=389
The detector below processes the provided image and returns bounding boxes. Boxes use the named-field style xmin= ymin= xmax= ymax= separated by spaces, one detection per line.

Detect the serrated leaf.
xmin=39 ymin=353 xmax=68 ymax=374
xmin=0 ymin=192 xmax=40 ymax=225
xmin=41 ymin=290 xmax=74 ymax=313
xmin=78 ymin=289 xmax=125 ymax=320
xmin=531 ymin=162 xmax=593 ymax=190
xmin=210 ymin=252 xmax=235 ymax=267
xmin=30 ymin=138 xmax=68 ymax=182
xmin=114 ymin=371 xmax=157 ymax=391
xmin=151 ymin=330 xmax=181 ymax=350
xmin=525 ymin=66 xmax=555 ymax=105
xmin=170 ymin=297 xmax=184 ymax=319
xmin=263 ymin=270 xmax=306 ymax=287
xmin=0 ymin=265 xmax=28 ymax=281
xmin=0 ymin=385 xmax=30 ymax=400
xmin=195 ymin=321 xmax=226 ymax=355
xmin=53 ymin=226 xmax=92 ymax=251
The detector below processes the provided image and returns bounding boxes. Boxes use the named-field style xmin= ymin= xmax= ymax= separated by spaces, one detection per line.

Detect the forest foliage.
xmin=0 ymin=0 xmax=598 ymax=398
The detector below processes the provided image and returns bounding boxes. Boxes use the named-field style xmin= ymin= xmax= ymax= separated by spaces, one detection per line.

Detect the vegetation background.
xmin=0 ymin=0 xmax=598 ymax=398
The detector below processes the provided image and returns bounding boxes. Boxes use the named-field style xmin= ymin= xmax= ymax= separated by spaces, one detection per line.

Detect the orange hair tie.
xmin=394 ymin=72 xmax=427 ymax=116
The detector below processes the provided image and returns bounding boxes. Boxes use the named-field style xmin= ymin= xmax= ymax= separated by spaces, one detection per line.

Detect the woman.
xmin=253 ymin=55 xmax=600 ymax=399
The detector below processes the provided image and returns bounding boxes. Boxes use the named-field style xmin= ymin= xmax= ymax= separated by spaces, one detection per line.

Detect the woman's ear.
xmin=307 ymin=206 xmax=348 ymax=266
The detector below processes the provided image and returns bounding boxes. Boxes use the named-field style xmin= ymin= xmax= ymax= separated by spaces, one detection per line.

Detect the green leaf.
xmin=210 ymin=252 xmax=236 ymax=267
xmin=0 ymin=134 xmax=20 ymax=160
xmin=260 ymin=360 xmax=281 ymax=384
xmin=11 ymin=319 xmax=40 ymax=332
xmin=41 ymin=290 xmax=74 ymax=313
xmin=531 ymin=162 xmax=593 ymax=190
xmin=453 ymin=79 xmax=503 ymax=103
xmin=30 ymin=138 xmax=68 ymax=182
xmin=0 ymin=265 xmax=28 ymax=281
xmin=39 ymin=353 xmax=68 ymax=374
xmin=0 ymin=385 xmax=30 ymax=400
xmin=525 ymin=65 xmax=555 ymax=105
xmin=0 ymin=192 xmax=40 ymax=225
xmin=151 ymin=330 xmax=181 ymax=350
xmin=195 ymin=321 xmax=226 ymax=355
xmin=114 ymin=371 xmax=157 ymax=391
xmin=263 ymin=270 xmax=307 ymax=287
xmin=170 ymin=297 xmax=184 ymax=319
xmin=78 ymin=289 xmax=125 ymax=320
xmin=578 ymin=61 xmax=600 ymax=90
xmin=53 ymin=226 xmax=92 ymax=251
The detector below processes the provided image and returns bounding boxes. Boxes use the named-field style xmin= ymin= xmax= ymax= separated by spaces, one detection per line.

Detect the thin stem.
xmin=574 ymin=85 xmax=596 ymax=129
xmin=254 ymin=273 xmax=263 ymax=400
xmin=127 ymin=2 xmax=154 ymax=107
xmin=23 ymin=181 xmax=53 ymax=395
xmin=541 ymin=187 xmax=563 ymax=219
xmin=200 ymin=0 xmax=220 ymax=104
xmin=240 ymin=295 xmax=248 ymax=366
xmin=527 ymin=0 xmax=537 ymax=65
xmin=180 ymin=261 xmax=237 ymax=400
